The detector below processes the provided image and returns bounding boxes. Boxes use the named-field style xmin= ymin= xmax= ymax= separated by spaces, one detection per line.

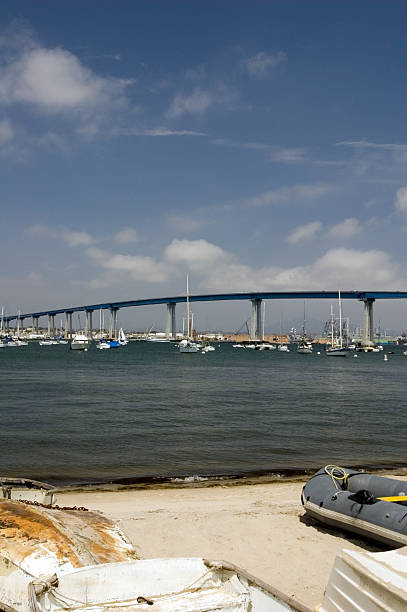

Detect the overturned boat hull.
xmin=0 ymin=500 xmax=137 ymax=611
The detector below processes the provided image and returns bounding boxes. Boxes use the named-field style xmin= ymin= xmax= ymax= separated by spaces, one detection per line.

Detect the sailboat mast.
xmin=330 ymin=304 xmax=334 ymax=347
xmin=186 ymin=274 xmax=190 ymax=338
xmin=262 ymin=301 xmax=265 ymax=341
xmin=302 ymin=301 xmax=306 ymax=338
xmin=338 ymin=289 xmax=343 ymax=349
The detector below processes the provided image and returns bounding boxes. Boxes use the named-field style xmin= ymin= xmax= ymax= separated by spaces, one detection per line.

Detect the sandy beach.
xmin=58 ymin=477 xmax=390 ymax=610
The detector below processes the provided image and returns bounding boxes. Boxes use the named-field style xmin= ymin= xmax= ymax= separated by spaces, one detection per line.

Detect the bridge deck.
xmin=6 ymin=291 xmax=407 ymax=321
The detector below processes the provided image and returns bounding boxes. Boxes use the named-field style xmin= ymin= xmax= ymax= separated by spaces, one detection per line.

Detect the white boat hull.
xmin=179 ymin=345 xmax=199 ymax=353
xmin=30 ymin=558 xmax=304 ymax=612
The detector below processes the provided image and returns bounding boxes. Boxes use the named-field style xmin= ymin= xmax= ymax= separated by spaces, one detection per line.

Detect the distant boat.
xmin=257 ymin=342 xmax=276 ymax=350
xmin=326 ymin=291 xmax=347 ymax=357
xmin=297 ymin=340 xmax=312 ymax=354
xmin=39 ymin=338 xmax=59 ymax=346
xmin=118 ymin=327 xmax=128 ymax=345
xmin=108 ymin=339 xmax=120 ymax=348
xmin=297 ymin=302 xmax=313 ymax=354
xmin=179 ymin=275 xmax=199 ymax=353
xmin=201 ymin=341 xmax=215 ymax=353
xmin=5 ymin=337 xmax=27 ymax=347
xmin=278 ymin=344 xmax=290 ymax=352
xmin=70 ymin=333 xmax=89 ymax=351
xmin=146 ymin=335 xmax=170 ymax=342
xmin=96 ymin=339 xmax=111 ymax=350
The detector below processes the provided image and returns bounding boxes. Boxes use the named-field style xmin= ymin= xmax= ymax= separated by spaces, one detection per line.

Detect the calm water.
xmin=1 ymin=342 xmax=406 ymax=485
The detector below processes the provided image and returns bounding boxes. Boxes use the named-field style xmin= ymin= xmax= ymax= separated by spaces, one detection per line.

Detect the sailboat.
xmin=326 ymin=290 xmax=347 ymax=356
xmin=118 ymin=327 xmax=128 ymax=345
xmin=297 ymin=303 xmax=312 ymax=354
xmin=0 ymin=308 xmax=7 ymax=347
xmin=179 ymin=275 xmax=199 ymax=353
xmin=7 ymin=311 xmax=28 ymax=347
xmin=96 ymin=309 xmax=110 ymax=349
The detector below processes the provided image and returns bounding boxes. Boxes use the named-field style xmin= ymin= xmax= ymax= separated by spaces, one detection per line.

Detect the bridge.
xmin=6 ymin=290 xmax=407 ymax=346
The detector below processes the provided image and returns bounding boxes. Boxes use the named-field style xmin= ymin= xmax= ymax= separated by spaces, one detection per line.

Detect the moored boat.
xmin=178 ymin=275 xmax=200 ymax=354
xmin=257 ymin=342 xmax=276 ymax=350
xmin=297 ymin=340 xmax=312 ymax=354
xmin=302 ymin=465 xmax=407 ymax=548
xmin=179 ymin=338 xmax=199 ymax=353
xmin=70 ymin=333 xmax=89 ymax=351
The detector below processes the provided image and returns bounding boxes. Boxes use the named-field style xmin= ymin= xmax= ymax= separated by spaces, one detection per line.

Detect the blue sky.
xmin=2 ymin=1 xmax=407 ymax=332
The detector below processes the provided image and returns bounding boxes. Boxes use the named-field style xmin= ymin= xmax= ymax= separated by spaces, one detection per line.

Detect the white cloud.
xmin=168 ymin=88 xmax=217 ymax=118
xmin=0 ymin=117 xmax=14 ymax=143
xmin=202 ymin=247 xmax=401 ymax=292
xmin=25 ymin=224 xmax=95 ymax=246
xmin=247 ymin=184 xmax=329 ymax=207
xmin=395 ymin=186 xmax=407 ymax=212
xmin=286 ymin=221 xmax=322 ymax=244
xmin=0 ymin=45 xmax=132 ymax=114
xmin=113 ymin=227 xmax=139 ymax=244
xmin=166 ymin=214 xmax=203 ymax=232
xmin=167 ymin=84 xmax=235 ymax=118
xmin=110 ymin=126 xmax=204 ymax=137
xmin=164 ymin=239 xmax=231 ymax=271
xmin=241 ymin=51 xmax=287 ymax=77
xmin=270 ymin=147 xmax=307 ymax=163
xmin=338 ymin=140 xmax=407 ymax=152
xmin=327 ymin=218 xmax=362 ymax=239
xmin=86 ymin=247 xmax=169 ymax=283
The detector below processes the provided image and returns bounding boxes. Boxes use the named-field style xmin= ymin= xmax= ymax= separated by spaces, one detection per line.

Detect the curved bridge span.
xmin=8 ymin=290 xmax=407 ymax=345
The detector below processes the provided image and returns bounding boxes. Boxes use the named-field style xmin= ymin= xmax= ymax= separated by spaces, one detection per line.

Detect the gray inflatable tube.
xmin=302 ymin=466 xmax=407 ymax=547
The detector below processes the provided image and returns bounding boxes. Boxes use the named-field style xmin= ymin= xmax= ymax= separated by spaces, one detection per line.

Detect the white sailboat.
xmin=297 ymin=303 xmax=312 ymax=354
xmin=326 ymin=290 xmax=347 ymax=356
xmin=96 ymin=309 xmax=110 ymax=349
xmin=179 ymin=275 xmax=199 ymax=353
xmin=8 ymin=311 xmax=28 ymax=346
xmin=118 ymin=327 xmax=128 ymax=345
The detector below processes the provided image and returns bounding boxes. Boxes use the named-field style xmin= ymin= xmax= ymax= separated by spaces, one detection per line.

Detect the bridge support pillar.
xmin=109 ymin=308 xmax=119 ymax=339
xmin=33 ymin=316 xmax=39 ymax=335
xmin=65 ymin=312 xmax=73 ymax=339
xmin=250 ymin=299 xmax=263 ymax=341
xmin=166 ymin=303 xmax=176 ymax=340
xmin=362 ymin=298 xmax=375 ymax=347
xmin=47 ymin=315 xmax=51 ymax=337
xmin=85 ymin=310 xmax=93 ymax=339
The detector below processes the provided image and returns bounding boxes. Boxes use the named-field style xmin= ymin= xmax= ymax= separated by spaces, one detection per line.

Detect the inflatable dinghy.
xmin=302 ymin=466 xmax=407 ymax=547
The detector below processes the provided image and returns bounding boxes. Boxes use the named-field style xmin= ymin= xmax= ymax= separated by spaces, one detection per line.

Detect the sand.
xmin=58 ymin=478 xmax=388 ymax=609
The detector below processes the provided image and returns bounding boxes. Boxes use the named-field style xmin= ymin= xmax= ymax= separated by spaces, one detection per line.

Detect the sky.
xmin=1 ymin=0 xmax=407 ymax=333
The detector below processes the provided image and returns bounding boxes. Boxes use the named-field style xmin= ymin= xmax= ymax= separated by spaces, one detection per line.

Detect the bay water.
xmin=1 ymin=342 xmax=406 ymax=485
